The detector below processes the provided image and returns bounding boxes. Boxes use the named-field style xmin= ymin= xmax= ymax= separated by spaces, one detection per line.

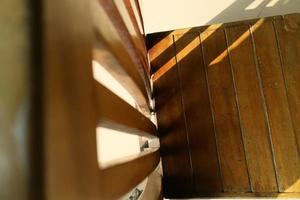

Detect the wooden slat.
xmin=175 ymin=33 xmax=222 ymax=193
xmin=133 ymin=0 xmax=145 ymax=33
xmin=123 ymin=0 xmax=148 ymax=54
xmin=91 ymin=0 xmax=151 ymax=112
xmin=252 ymin=19 xmax=300 ymax=192
xmin=99 ymin=0 xmax=151 ymax=83
xmin=42 ymin=0 xmax=100 ymax=198
xmin=202 ymin=28 xmax=250 ymax=192
xmin=274 ymin=14 xmax=300 ymax=161
xmin=153 ymin=35 xmax=193 ymax=198
xmin=99 ymin=149 xmax=160 ymax=200
xmin=226 ymin=24 xmax=278 ymax=192
xmin=94 ymin=81 xmax=157 ymax=137
xmin=115 ymin=0 xmax=148 ymax=70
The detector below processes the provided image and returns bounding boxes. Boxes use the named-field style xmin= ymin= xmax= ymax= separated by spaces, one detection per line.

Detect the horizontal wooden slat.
xmin=91 ymin=0 xmax=151 ymax=112
xmin=97 ymin=0 xmax=151 ymax=93
xmin=99 ymin=149 xmax=160 ymax=200
xmin=94 ymin=81 xmax=157 ymax=137
xmin=93 ymin=38 xmax=150 ymax=114
xmin=116 ymin=0 xmax=148 ymax=67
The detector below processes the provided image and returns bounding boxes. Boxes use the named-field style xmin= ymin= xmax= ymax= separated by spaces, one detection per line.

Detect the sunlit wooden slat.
xmin=93 ymin=37 xmax=150 ymax=114
xmin=99 ymin=149 xmax=160 ymax=200
xmin=94 ymin=81 xmax=157 ymax=137
xmin=97 ymin=0 xmax=151 ymax=95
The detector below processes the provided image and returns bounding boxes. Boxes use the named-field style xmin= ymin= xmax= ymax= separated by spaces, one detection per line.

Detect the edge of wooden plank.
xmin=194 ymin=192 xmax=300 ymax=198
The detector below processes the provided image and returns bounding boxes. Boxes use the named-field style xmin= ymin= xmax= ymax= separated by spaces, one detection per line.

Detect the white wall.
xmin=139 ymin=0 xmax=300 ymax=34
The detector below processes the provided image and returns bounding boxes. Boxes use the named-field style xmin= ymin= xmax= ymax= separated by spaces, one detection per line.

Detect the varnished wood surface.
xmin=201 ymin=28 xmax=250 ymax=192
xmin=94 ymin=81 xmax=157 ymax=137
xmin=154 ymin=38 xmax=193 ymax=197
xmin=174 ymin=33 xmax=222 ymax=193
xmin=92 ymin=0 xmax=151 ymax=113
xmin=226 ymin=24 xmax=278 ymax=192
xmin=274 ymin=14 xmax=300 ymax=169
xmin=252 ymin=19 xmax=300 ymax=192
xmin=99 ymin=0 xmax=151 ymax=85
xmin=149 ymin=14 xmax=300 ymax=198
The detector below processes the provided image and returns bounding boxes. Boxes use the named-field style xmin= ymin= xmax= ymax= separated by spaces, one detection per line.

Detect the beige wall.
xmin=139 ymin=0 xmax=300 ymax=33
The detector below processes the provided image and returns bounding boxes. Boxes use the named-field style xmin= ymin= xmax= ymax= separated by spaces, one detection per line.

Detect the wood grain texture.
xmin=252 ymin=19 xmax=300 ymax=192
xmin=42 ymin=0 xmax=100 ymax=199
xmin=153 ymin=35 xmax=193 ymax=198
xmin=148 ymin=14 xmax=300 ymax=198
xmin=174 ymin=33 xmax=222 ymax=193
xmin=94 ymin=81 xmax=156 ymax=137
xmin=274 ymin=14 xmax=300 ymax=163
xmin=202 ymin=28 xmax=250 ymax=192
xmin=226 ymin=24 xmax=278 ymax=192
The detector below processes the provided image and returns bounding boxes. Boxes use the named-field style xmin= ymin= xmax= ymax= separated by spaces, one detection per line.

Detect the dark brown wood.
xmin=274 ymin=14 xmax=300 ymax=165
xmin=148 ymin=32 xmax=174 ymax=79
xmin=226 ymin=24 xmax=278 ymax=192
xmin=195 ymin=192 xmax=300 ymax=198
xmin=175 ymin=33 xmax=222 ymax=193
xmin=153 ymin=35 xmax=193 ymax=198
xmin=252 ymin=19 xmax=300 ymax=192
xmin=42 ymin=0 xmax=100 ymax=198
xmin=94 ymin=81 xmax=157 ymax=138
xmin=149 ymin=14 xmax=300 ymax=198
xmin=202 ymin=28 xmax=250 ymax=192
xmin=99 ymin=150 xmax=160 ymax=200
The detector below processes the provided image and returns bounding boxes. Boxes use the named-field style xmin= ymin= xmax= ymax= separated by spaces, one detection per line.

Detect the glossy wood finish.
xmin=252 ymin=19 xmax=300 ymax=192
xmin=174 ymin=33 xmax=222 ymax=193
xmin=148 ymin=14 xmax=300 ymax=198
xmin=202 ymin=28 xmax=250 ymax=192
xmin=92 ymin=0 xmax=151 ymax=113
xmin=153 ymin=36 xmax=193 ymax=197
xmin=226 ymin=24 xmax=278 ymax=192
xmin=94 ymin=81 xmax=156 ymax=138
xmin=99 ymin=0 xmax=150 ymax=82
xmin=274 ymin=14 xmax=300 ymax=161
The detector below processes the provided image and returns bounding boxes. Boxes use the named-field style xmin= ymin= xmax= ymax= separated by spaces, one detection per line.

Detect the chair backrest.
xmin=0 ymin=0 xmax=159 ymax=199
